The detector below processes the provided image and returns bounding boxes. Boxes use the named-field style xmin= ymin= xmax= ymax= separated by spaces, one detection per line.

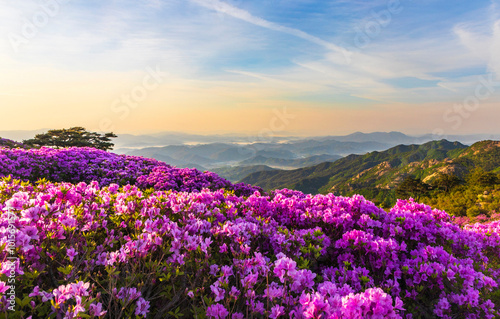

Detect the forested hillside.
xmin=242 ymin=140 xmax=500 ymax=216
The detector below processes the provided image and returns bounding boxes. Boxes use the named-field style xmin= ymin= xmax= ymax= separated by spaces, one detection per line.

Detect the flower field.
xmin=0 ymin=147 xmax=499 ymax=318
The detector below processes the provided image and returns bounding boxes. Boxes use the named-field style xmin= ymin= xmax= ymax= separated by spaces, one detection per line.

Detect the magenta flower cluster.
xmin=0 ymin=147 xmax=260 ymax=196
xmin=0 ymin=178 xmax=498 ymax=318
xmin=0 ymin=147 xmax=498 ymax=318
xmin=136 ymin=166 xmax=260 ymax=197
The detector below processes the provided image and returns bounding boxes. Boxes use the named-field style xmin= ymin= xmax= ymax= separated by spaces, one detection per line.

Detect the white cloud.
xmin=489 ymin=20 xmax=500 ymax=77
xmin=454 ymin=18 xmax=500 ymax=79
xmin=1 ymin=0 xmax=499 ymax=122
xmin=143 ymin=0 xmax=163 ymax=8
xmin=454 ymin=25 xmax=492 ymax=62
xmin=189 ymin=0 xmax=349 ymax=55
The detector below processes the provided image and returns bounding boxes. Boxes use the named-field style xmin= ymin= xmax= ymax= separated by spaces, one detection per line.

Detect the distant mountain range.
xmin=3 ymin=130 xmax=499 ymax=148
xmin=311 ymin=131 xmax=500 ymax=145
xmin=241 ymin=140 xmax=500 ymax=196
xmin=3 ymin=130 xmax=500 ymax=178
xmin=113 ymin=131 xmax=500 ymax=149
xmin=120 ymin=139 xmax=391 ymax=170
xmin=115 ymin=131 xmax=500 ymax=172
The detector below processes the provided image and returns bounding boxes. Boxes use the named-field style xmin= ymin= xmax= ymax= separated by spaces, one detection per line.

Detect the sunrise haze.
xmin=1 ymin=0 xmax=499 ymax=136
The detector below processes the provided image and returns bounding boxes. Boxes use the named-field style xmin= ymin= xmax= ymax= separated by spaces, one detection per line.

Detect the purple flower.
xmin=210 ymin=264 xmax=219 ymax=276
xmin=0 ymin=281 xmax=9 ymax=294
xmin=89 ymin=302 xmax=107 ymax=316
xmin=117 ymin=287 xmax=141 ymax=303
xmin=67 ymin=247 xmax=78 ymax=262
xmin=434 ymin=297 xmax=450 ymax=317
xmin=219 ymin=243 xmax=228 ymax=253
xmin=206 ymin=304 xmax=229 ymax=319
xmin=28 ymin=286 xmax=41 ymax=298
xmin=22 ymin=226 xmax=39 ymax=240
xmin=273 ymin=255 xmax=297 ymax=283
xmin=270 ymin=305 xmax=285 ymax=319
xmin=229 ymin=286 xmax=240 ymax=299
xmin=221 ymin=265 xmax=233 ymax=278
xmin=135 ymin=297 xmax=150 ymax=316
xmin=210 ymin=282 xmax=225 ymax=302
xmin=73 ymin=296 xmax=85 ymax=314
xmin=241 ymin=273 xmax=259 ymax=288
xmin=71 ymin=281 xmax=90 ymax=297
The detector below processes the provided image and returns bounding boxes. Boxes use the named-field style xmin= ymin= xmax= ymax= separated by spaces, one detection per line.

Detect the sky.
xmin=0 ymin=0 xmax=500 ymax=137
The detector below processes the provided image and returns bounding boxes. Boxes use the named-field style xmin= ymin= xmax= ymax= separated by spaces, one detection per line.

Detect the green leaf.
xmin=57 ymin=264 xmax=73 ymax=275
xmin=21 ymin=296 xmax=32 ymax=307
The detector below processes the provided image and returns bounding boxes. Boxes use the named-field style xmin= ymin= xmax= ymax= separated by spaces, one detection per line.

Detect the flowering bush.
xmin=136 ymin=166 xmax=259 ymax=197
xmin=0 ymin=147 xmax=498 ymax=318
xmin=0 ymin=179 xmax=498 ymax=318
xmin=0 ymin=147 xmax=260 ymax=196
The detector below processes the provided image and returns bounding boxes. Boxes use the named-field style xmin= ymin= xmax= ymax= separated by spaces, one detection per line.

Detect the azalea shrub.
xmin=0 ymin=147 xmax=499 ymax=318
xmin=0 ymin=147 xmax=260 ymax=196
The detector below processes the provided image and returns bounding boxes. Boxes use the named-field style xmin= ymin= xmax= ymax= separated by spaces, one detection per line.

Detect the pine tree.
xmin=23 ymin=127 xmax=117 ymax=151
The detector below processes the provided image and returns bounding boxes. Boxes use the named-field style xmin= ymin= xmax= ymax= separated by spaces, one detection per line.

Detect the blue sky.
xmin=0 ymin=0 xmax=499 ymax=136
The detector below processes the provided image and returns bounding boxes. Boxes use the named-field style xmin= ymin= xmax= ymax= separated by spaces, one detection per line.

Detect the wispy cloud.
xmin=1 ymin=0 xmax=500 ymax=134
xmin=189 ymin=0 xmax=348 ymax=55
xmin=451 ymin=4 xmax=500 ymax=78
xmin=491 ymin=21 xmax=500 ymax=76
xmin=143 ymin=0 xmax=164 ymax=8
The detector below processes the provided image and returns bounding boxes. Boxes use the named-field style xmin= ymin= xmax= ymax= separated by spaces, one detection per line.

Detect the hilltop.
xmin=0 ymin=145 xmax=499 ymax=318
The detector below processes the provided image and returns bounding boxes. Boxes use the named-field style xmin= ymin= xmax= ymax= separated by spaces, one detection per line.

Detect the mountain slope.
xmin=212 ymin=165 xmax=278 ymax=182
xmin=241 ymin=140 xmax=484 ymax=194
xmin=239 ymin=154 xmax=341 ymax=168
